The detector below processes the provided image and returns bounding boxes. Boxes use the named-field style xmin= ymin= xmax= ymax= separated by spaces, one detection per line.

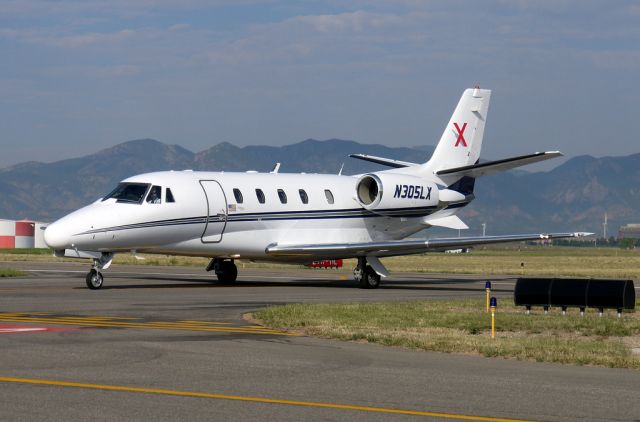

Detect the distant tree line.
xmin=552 ymin=237 xmax=640 ymax=249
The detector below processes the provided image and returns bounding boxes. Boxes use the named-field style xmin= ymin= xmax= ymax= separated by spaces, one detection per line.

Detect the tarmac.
xmin=0 ymin=261 xmax=638 ymax=421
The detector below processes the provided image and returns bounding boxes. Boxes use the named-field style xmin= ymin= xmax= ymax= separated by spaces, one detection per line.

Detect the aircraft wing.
xmin=266 ymin=232 xmax=592 ymax=259
xmin=436 ymin=151 xmax=562 ymax=178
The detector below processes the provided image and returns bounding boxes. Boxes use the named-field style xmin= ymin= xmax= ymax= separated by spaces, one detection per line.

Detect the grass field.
xmin=0 ymin=268 xmax=27 ymax=277
xmin=374 ymin=247 xmax=640 ymax=279
xmin=255 ymin=298 xmax=640 ymax=369
xmin=0 ymin=248 xmax=53 ymax=255
xmin=0 ymin=246 xmax=639 ymax=278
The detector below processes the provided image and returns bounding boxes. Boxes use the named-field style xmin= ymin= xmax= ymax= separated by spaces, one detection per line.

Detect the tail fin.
xmin=423 ymin=87 xmax=491 ymax=172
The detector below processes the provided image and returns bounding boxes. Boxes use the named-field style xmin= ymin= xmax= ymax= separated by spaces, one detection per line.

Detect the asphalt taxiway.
xmin=0 ymin=261 xmax=638 ymax=421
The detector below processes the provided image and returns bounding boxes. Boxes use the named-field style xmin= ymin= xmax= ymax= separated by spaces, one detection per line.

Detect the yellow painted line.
xmin=45 ymin=317 xmax=126 ymax=322
xmin=0 ymin=316 xmax=289 ymax=334
xmin=0 ymin=376 xmax=533 ymax=422
xmin=66 ymin=316 xmax=139 ymax=320
xmin=177 ymin=320 xmax=232 ymax=325
xmin=0 ymin=316 xmax=297 ymax=336
xmin=0 ymin=314 xmax=285 ymax=334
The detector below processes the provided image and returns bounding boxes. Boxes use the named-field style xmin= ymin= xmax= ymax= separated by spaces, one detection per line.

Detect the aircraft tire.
xmin=86 ymin=269 xmax=104 ymax=290
xmin=216 ymin=262 xmax=238 ymax=284
xmin=358 ymin=265 xmax=380 ymax=289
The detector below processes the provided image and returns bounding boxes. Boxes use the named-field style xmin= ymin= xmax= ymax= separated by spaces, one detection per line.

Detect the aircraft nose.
xmin=44 ymin=221 xmax=70 ymax=250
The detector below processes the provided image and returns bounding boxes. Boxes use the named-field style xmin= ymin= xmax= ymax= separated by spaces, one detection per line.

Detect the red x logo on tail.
xmin=454 ymin=122 xmax=467 ymax=147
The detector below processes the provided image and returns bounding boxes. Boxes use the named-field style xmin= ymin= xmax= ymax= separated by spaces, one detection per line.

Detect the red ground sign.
xmin=307 ymin=259 xmax=343 ymax=268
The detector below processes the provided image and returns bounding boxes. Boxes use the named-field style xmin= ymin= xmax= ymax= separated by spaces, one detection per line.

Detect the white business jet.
xmin=44 ymin=88 xmax=590 ymax=289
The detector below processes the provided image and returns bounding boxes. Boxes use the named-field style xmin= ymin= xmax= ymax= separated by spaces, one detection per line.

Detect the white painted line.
xmin=0 ymin=327 xmax=47 ymax=334
xmin=24 ymin=269 xmax=314 ymax=280
xmin=27 ymin=270 xmax=86 ymax=274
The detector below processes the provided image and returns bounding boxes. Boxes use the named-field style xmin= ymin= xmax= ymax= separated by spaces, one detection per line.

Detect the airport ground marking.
xmin=0 ymin=313 xmax=297 ymax=336
xmin=0 ymin=376 xmax=535 ymax=422
xmin=0 ymin=325 xmax=79 ymax=334
xmin=0 ymin=317 xmax=292 ymax=336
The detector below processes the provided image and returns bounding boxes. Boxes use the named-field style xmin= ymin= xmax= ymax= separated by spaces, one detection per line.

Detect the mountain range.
xmin=1 ymin=138 xmax=638 ymax=236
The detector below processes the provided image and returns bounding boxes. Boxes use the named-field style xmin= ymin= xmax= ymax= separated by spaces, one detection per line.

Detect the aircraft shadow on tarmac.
xmin=72 ymin=274 xmax=514 ymax=293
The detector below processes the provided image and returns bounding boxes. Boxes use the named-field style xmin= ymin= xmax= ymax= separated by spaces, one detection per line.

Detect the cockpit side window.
xmin=146 ymin=185 xmax=162 ymax=204
xmin=166 ymin=188 xmax=175 ymax=203
xmin=102 ymin=183 xmax=150 ymax=204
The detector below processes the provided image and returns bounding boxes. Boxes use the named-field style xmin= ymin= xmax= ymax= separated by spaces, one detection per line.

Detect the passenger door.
xmin=199 ymin=180 xmax=228 ymax=243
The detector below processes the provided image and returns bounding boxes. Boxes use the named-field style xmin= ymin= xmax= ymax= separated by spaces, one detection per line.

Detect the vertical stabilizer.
xmin=423 ymin=88 xmax=491 ymax=173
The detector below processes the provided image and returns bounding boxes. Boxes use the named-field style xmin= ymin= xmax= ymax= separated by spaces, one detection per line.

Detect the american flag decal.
xmin=228 ymin=204 xmax=237 ymax=212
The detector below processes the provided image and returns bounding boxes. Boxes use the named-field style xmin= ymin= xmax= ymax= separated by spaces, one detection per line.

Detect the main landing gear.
xmin=353 ymin=257 xmax=381 ymax=289
xmin=85 ymin=252 xmax=113 ymax=290
xmin=206 ymin=258 xmax=238 ymax=284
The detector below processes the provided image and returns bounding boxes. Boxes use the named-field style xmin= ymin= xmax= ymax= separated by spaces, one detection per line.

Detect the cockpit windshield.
xmin=102 ymin=183 xmax=150 ymax=204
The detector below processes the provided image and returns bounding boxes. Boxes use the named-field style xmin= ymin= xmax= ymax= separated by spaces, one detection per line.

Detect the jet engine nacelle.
xmin=355 ymin=173 xmax=440 ymax=215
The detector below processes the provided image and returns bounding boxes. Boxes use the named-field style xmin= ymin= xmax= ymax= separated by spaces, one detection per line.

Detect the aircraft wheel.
xmin=358 ymin=265 xmax=380 ymax=289
xmin=86 ymin=269 xmax=104 ymax=290
xmin=216 ymin=261 xmax=238 ymax=284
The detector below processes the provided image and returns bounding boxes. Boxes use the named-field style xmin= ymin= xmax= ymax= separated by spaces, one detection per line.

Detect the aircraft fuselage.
xmin=44 ymin=171 xmax=441 ymax=262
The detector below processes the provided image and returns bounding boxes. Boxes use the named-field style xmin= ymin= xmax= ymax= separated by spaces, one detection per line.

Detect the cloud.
xmin=45 ymin=29 xmax=137 ymax=48
xmin=0 ymin=28 xmax=137 ymax=48
xmin=168 ymin=23 xmax=192 ymax=32
xmin=0 ymin=0 xmax=268 ymax=19
xmin=288 ymin=10 xmax=404 ymax=34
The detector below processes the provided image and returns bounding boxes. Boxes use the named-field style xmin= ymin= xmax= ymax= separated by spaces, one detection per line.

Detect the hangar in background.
xmin=618 ymin=224 xmax=640 ymax=239
xmin=0 ymin=219 xmax=49 ymax=248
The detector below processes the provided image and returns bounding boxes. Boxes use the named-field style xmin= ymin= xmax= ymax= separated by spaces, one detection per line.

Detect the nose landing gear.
xmin=85 ymin=253 xmax=113 ymax=290
xmin=86 ymin=269 xmax=104 ymax=289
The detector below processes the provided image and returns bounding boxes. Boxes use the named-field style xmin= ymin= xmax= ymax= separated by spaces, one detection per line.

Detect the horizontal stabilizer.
xmin=349 ymin=154 xmax=419 ymax=169
xmin=423 ymin=215 xmax=468 ymax=230
xmin=266 ymin=232 xmax=593 ymax=259
xmin=436 ymin=151 xmax=562 ymax=178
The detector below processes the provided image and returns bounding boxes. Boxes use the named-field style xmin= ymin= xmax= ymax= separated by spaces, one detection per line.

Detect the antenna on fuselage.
xmin=270 ymin=163 xmax=281 ymax=173
xmin=338 ymin=162 xmax=344 ymax=175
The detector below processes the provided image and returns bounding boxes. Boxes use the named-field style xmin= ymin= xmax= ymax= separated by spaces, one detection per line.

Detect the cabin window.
xmin=166 ymin=188 xmax=175 ymax=203
xmin=299 ymin=189 xmax=309 ymax=204
xmin=102 ymin=183 xmax=150 ymax=204
xmin=277 ymin=189 xmax=287 ymax=204
xmin=233 ymin=188 xmax=243 ymax=204
xmin=256 ymin=189 xmax=265 ymax=204
xmin=146 ymin=185 xmax=162 ymax=204
xmin=324 ymin=189 xmax=334 ymax=204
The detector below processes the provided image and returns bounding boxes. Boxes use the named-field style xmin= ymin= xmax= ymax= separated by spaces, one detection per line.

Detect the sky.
xmin=1 ymin=0 xmax=639 ymax=169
